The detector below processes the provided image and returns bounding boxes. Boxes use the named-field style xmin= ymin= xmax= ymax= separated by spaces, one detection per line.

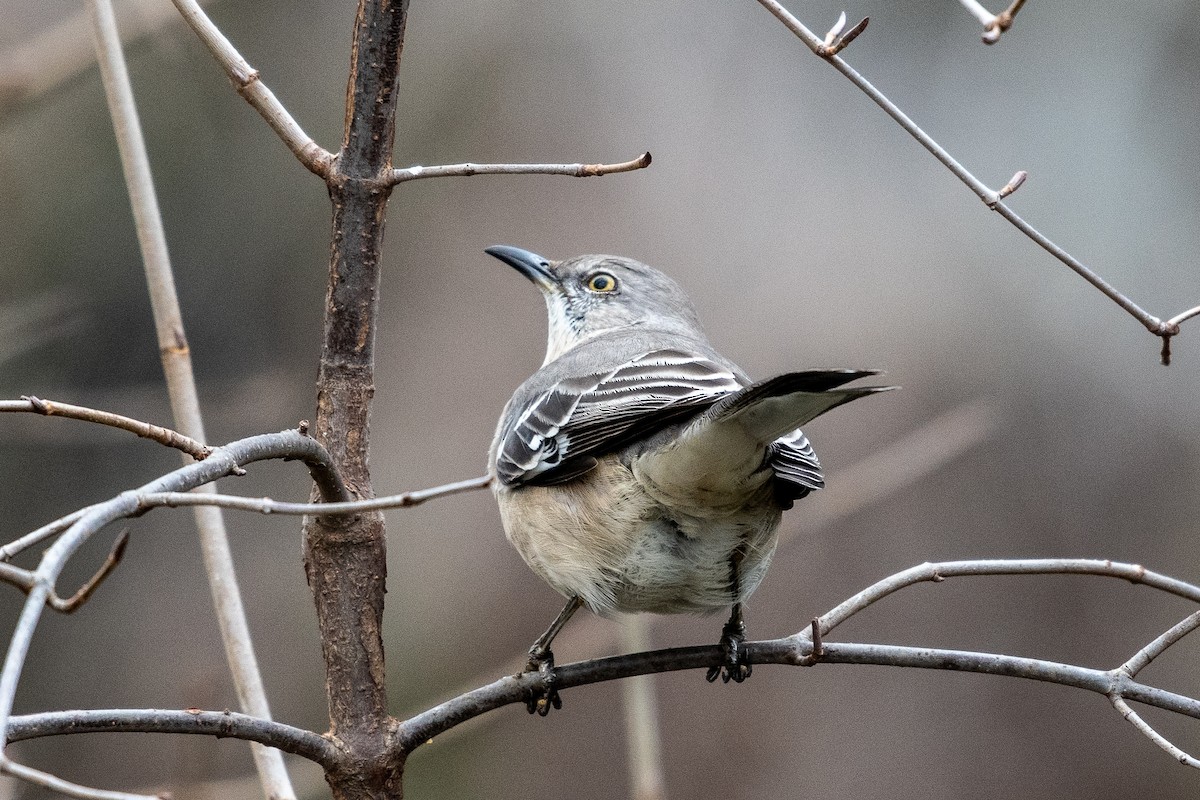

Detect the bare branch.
xmin=48 ymin=531 xmax=130 ymax=613
xmin=798 ymin=559 xmax=1200 ymax=642
xmin=1110 ymin=696 xmax=1200 ymax=768
xmin=1 ymin=510 xmax=87 ymax=562
xmin=754 ymin=0 xmax=1193 ymax=364
xmin=169 ymin=0 xmax=334 ymax=177
xmin=2 ymin=759 xmax=160 ymax=800
xmin=0 ymin=431 xmax=343 ymax=799
xmin=135 ymin=474 xmax=491 ymax=516
xmin=388 ymin=151 xmax=652 ymax=186
xmin=957 ymin=0 xmax=1027 ymax=44
xmin=6 ymin=708 xmax=340 ymax=770
xmin=1119 ymin=610 xmax=1200 ymax=680
xmin=0 ymin=398 xmax=211 ymax=460
xmin=396 ymin=557 xmax=1200 ymax=769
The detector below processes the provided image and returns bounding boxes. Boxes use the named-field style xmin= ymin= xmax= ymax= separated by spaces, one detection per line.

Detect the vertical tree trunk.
xmin=301 ymin=1 xmax=410 ymax=797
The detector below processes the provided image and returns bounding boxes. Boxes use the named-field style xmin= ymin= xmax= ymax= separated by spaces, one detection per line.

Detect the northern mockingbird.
xmin=486 ymin=245 xmax=890 ymax=713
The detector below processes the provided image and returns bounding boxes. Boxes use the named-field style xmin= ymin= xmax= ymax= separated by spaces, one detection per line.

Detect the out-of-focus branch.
xmin=85 ymin=0 xmax=302 ymax=795
xmin=388 ymin=151 xmax=652 ymax=185
xmin=754 ymin=0 xmax=1197 ymax=364
xmin=0 ymin=397 xmax=211 ymax=460
xmin=0 ymin=0 xmax=216 ymax=112
xmin=169 ymin=0 xmax=333 ymax=177
xmin=0 ymin=431 xmax=343 ymax=799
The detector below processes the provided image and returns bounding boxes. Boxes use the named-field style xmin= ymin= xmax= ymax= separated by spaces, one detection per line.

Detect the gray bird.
xmin=486 ymin=245 xmax=890 ymax=713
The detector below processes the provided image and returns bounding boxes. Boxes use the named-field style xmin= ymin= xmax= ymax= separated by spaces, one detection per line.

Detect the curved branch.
xmin=5 ymin=709 xmax=340 ymax=770
xmin=0 ymin=430 xmax=348 ymax=792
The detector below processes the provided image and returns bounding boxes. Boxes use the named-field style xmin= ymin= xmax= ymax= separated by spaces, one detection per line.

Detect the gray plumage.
xmin=486 ymin=245 xmax=890 ymax=689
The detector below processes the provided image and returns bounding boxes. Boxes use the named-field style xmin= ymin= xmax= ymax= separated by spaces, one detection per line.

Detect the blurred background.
xmin=2 ymin=0 xmax=1200 ymax=797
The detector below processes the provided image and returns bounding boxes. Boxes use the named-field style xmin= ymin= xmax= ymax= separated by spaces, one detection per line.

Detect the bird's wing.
xmin=495 ymin=348 xmax=743 ymax=486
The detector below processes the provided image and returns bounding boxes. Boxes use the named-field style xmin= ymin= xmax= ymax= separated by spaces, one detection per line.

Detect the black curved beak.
xmin=485 ymin=245 xmax=558 ymax=291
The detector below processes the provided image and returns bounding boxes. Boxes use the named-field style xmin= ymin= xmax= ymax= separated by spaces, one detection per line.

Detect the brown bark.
xmin=300 ymin=1 xmax=410 ymax=797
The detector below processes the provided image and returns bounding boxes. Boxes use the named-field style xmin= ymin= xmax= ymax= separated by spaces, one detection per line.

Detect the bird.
xmin=485 ymin=244 xmax=892 ymax=714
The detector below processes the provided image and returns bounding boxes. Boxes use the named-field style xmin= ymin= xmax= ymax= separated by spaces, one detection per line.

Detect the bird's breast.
xmin=495 ymin=455 xmax=782 ymax=616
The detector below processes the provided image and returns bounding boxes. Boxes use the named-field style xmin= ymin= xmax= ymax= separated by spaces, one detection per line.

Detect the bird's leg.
xmin=523 ymin=595 xmax=583 ymax=715
xmin=707 ymin=545 xmax=752 ymax=683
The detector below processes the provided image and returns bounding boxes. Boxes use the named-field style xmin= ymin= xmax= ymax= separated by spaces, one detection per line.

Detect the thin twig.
xmin=169 ymin=0 xmax=333 ymax=176
xmin=1 ymin=510 xmax=87 ymax=562
xmin=1118 ymin=610 xmax=1200 ymax=680
xmin=2 ymin=759 xmax=161 ymax=800
xmin=797 ymin=559 xmax=1200 ymax=643
xmin=388 ymin=151 xmax=652 ymax=185
xmin=1110 ymin=696 xmax=1200 ymax=768
xmin=755 ymin=0 xmax=1196 ymax=364
xmin=0 ymin=432 xmax=343 ymax=798
xmin=0 ymin=398 xmax=211 ymax=460
xmin=87 ymin=1 xmax=299 ymax=796
xmin=49 ymin=531 xmax=130 ymax=613
xmin=135 ymin=475 xmax=492 ymax=516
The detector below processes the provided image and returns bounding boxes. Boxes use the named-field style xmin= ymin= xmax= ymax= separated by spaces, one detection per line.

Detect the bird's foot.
xmin=523 ymin=645 xmax=562 ymax=716
xmin=706 ymin=617 xmax=752 ymax=684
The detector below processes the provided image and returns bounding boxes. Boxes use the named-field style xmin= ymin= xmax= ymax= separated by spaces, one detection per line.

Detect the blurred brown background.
xmin=2 ymin=0 xmax=1200 ymax=797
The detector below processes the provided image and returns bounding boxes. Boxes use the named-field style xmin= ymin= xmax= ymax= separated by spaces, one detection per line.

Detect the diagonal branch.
xmin=387 ymin=151 xmax=652 ymax=185
xmin=169 ymin=0 xmax=333 ymax=176
xmin=753 ymin=0 xmax=1196 ymax=364
xmin=0 ymin=398 xmax=211 ymax=460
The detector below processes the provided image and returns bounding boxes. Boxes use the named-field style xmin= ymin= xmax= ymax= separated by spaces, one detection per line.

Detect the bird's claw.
xmin=706 ymin=618 xmax=752 ymax=683
xmin=523 ymin=646 xmax=563 ymax=715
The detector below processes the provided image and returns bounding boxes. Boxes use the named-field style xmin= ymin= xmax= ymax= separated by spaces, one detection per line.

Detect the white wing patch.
xmin=496 ymin=349 xmax=742 ymax=485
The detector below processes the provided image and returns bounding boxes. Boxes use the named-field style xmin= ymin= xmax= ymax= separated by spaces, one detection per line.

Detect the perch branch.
xmin=396 ymin=558 xmax=1200 ymax=771
xmin=388 ymin=151 xmax=652 ymax=185
xmin=958 ymin=0 xmax=1027 ymax=43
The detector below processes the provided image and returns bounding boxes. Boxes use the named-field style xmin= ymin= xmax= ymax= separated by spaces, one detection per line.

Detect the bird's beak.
xmin=485 ymin=245 xmax=559 ymax=293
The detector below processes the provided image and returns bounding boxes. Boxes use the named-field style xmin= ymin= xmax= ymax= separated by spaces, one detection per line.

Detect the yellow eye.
xmin=586 ymin=272 xmax=618 ymax=293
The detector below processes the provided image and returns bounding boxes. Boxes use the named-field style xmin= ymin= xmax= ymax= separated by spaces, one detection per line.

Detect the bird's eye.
xmin=586 ymin=272 xmax=618 ymax=293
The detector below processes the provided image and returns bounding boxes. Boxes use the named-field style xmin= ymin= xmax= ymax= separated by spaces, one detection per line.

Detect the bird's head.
xmin=486 ymin=245 xmax=705 ymax=364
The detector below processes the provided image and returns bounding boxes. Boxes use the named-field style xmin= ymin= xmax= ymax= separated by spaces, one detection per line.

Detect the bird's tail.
xmin=632 ymin=370 xmax=893 ymax=509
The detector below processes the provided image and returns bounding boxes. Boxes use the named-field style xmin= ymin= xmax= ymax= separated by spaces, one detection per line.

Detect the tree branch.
xmin=0 ymin=397 xmax=211 ymax=460
xmin=753 ymin=0 xmax=1197 ymax=364
xmin=5 ymin=708 xmax=340 ymax=770
xmin=0 ymin=431 xmax=346 ymax=796
xmin=387 ymin=151 xmax=651 ymax=185
xmin=169 ymin=0 xmax=334 ymax=176
xmin=396 ymin=559 xmax=1200 ymax=770
xmin=134 ymin=474 xmax=491 ymax=516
